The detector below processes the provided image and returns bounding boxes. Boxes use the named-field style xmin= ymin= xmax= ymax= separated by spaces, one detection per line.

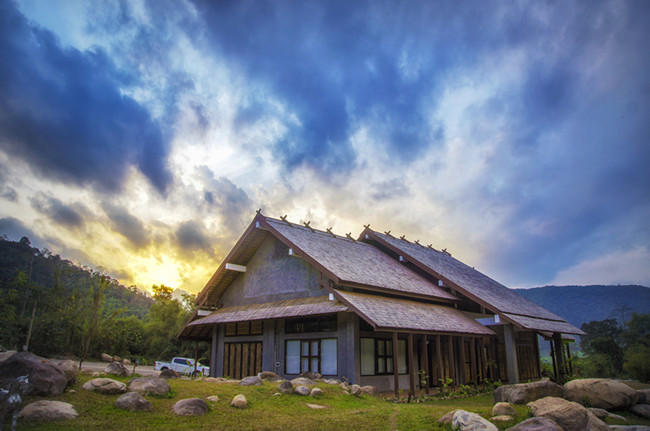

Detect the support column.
xmin=470 ymin=337 xmax=477 ymax=384
xmin=549 ymin=339 xmax=557 ymax=380
xmin=479 ymin=337 xmax=486 ymax=383
xmin=210 ymin=325 xmax=218 ymax=377
xmin=459 ymin=336 xmax=467 ymax=385
xmin=566 ymin=343 xmax=573 ymax=376
xmin=408 ymin=333 xmax=415 ymax=397
xmin=553 ymin=332 xmax=566 ymax=380
xmin=448 ymin=335 xmax=456 ymax=386
xmin=393 ymin=332 xmax=400 ymax=397
xmin=503 ymin=324 xmax=519 ymax=384
xmin=215 ymin=324 xmax=225 ymax=377
xmin=262 ymin=319 xmax=275 ymax=372
xmin=422 ymin=335 xmax=430 ymax=394
xmin=436 ymin=335 xmax=443 ymax=387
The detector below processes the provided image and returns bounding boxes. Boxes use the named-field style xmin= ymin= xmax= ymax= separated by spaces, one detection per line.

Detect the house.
xmin=179 ymin=212 xmax=584 ymax=394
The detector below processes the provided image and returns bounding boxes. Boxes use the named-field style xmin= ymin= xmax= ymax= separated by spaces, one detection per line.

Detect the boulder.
xmin=309 ymin=387 xmax=323 ymax=397
xmin=350 ymin=384 xmax=363 ymax=397
xmin=588 ymin=408 xmax=609 ymax=420
xmin=104 ymin=361 xmax=130 ymax=377
xmin=492 ymin=402 xmax=516 ymax=417
xmin=278 ymin=380 xmax=294 ymax=394
xmin=115 ymin=392 xmax=153 ymax=412
xmin=631 ymin=404 xmax=650 ymax=420
xmin=159 ymin=368 xmax=180 ymax=379
xmin=295 ymin=385 xmax=310 ymax=396
xmin=361 ymin=385 xmax=379 ymax=396
xmin=323 ymin=378 xmax=342 ymax=385
xmin=452 ymin=410 xmax=498 ymax=431
xmin=527 ymin=396 xmax=609 ymax=431
xmin=82 ymin=378 xmax=127 ymax=395
xmin=505 ymin=417 xmax=563 ymax=431
xmin=128 ymin=377 xmax=170 ymax=396
xmin=207 ymin=395 xmax=219 ymax=402
xmin=564 ymin=378 xmax=639 ymax=410
xmin=18 ymin=400 xmax=78 ymax=421
xmin=100 ymin=353 xmax=113 ymax=362
xmin=291 ymin=377 xmax=315 ymax=386
xmin=0 ymin=350 xmax=17 ymax=362
xmin=231 ymin=394 xmax=248 ymax=408
xmin=637 ymin=389 xmax=650 ymax=405
xmin=439 ymin=410 xmax=460 ymax=425
xmin=259 ymin=371 xmax=281 ymax=381
xmin=112 ymin=355 xmax=122 ymax=362
xmin=173 ymin=398 xmax=208 ymax=416
xmin=122 ymin=358 xmax=132 ymax=365
xmin=50 ymin=359 xmax=78 ymax=386
xmin=240 ymin=376 xmax=262 ymax=386
xmin=0 ymin=351 xmax=67 ymax=396
xmin=494 ymin=379 xmax=564 ymax=404
xmin=298 ymin=371 xmax=322 ymax=380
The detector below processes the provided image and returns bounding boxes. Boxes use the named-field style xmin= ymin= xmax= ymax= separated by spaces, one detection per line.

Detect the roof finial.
xmin=345 ymin=232 xmax=355 ymax=241
xmin=280 ymin=215 xmax=291 ymax=226
xmin=400 ymin=235 xmax=406 ymax=241
xmin=303 ymin=221 xmax=314 ymax=232
xmin=326 ymin=227 xmax=335 ymax=237
xmin=415 ymin=239 xmax=420 ymax=245
xmin=363 ymin=224 xmax=370 ymax=229
xmin=256 ymin=208 xmax=262 ymax=214
xmin=442 ymin=248 xmax=451 ymax=256
xmin=384 ymin=230 xmax=392 ymax=237
xmin=427 ymin=244 xmax=433 ymax=249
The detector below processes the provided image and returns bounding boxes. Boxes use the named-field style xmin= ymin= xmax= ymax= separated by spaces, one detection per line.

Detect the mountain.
xmin=513 ymin=285 xmax=650 ymax=329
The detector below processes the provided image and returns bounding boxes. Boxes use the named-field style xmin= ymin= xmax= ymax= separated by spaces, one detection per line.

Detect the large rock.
xmin=309 ymin=387 xmax=323 ymax=397
xmin=0 ymin=351 xmax=67 ymax=396
xmin=128 ymin=377 xmax=170 ymax=396
xmin=278 ymin=380 xmax=293 ymax=394
xmin=104 ymin=361 xmax=130 ymax=377
xmin=362 ymin=385 xmax=379 ymax=396
xmin=350 ymin=384 xmax=363 ymax=397
xmin=439 ymin=410 xmax=460 ymax=425
xmin=527 ymin=396 xmax=609 ymax=431
xmin=637 ymin=389 xmax=650 ymax=405
xmin=452 ymin=410 xmax=498 ymax=431
xmin=291 ymin=377 xmax=315 ymax=386
xmin=294 ymin=385 xmax=310 ymax=396
xmin=564 ymin=378 xmax=638 ymax=410
xmin=115 ymin=392 xmax=154 ymax=412
xmin=0 ymin=350 xmax=17 ymax=362
xmin=259 ymin=371 xmax=281 ymax=381
xmin=159 ymin=368 xmax=180 ymax=379
xmin=298 ymin=371 xmax=322 ymax=380
xmin=240 ymin=376 xmax=262 ymax=386
xmin=82 ymin=378 xmax=127 ymax=395
xmin=492 ymin=402 xmax=516 ymax=417
xmin=231 ymin=394 xmax=248 ymax=408
xmin=100 ymin=353 xmax=113 ymax=362
xmin=50 ymin=359 xmax=78 ymax=386
xmin=173 ymin=398 xmax=208 ymax=416
xmin=631 ymin=404 xmax=650 ymax=419
xmin=494 ymin=379 xmax=564 ymax=404
xmin=18 ymin=400 xmax=78 ymax=421
xmin=505 ymin=417 xmax=562 ymax=431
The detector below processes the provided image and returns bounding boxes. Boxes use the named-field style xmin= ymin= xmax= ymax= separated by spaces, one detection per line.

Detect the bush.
xmin=624 ymin=344 xmax=650 ymax=382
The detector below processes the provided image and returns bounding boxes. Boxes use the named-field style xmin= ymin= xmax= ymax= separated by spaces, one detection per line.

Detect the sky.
xmin=1 ymin=0 xmax=649 ymax=294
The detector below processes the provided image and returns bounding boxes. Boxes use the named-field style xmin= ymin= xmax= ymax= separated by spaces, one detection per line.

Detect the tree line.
xmin=0 ymin=236 xmax=208 ymax=364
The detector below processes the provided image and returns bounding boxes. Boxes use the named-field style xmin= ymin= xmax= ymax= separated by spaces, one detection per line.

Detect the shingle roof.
xmin=334 ymin=289 xmax=495 ymax=336
xmin=362 ymin=229 xmax=584 ymax=334
xmin=265 ymin=217 xmax=457 ymax=302
xmin=503 ymin=313 xmax=585 ymax=335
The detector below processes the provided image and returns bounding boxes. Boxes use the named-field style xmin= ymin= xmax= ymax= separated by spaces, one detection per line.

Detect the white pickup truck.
xmin=154 ymin=357 xmax=210 ymax=377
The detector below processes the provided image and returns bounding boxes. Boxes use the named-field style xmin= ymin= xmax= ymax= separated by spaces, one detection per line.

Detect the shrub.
xmin=624 ymin=344 xmax=650 ymax=382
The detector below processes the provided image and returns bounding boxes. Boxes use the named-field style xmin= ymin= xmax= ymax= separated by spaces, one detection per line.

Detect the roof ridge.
xmin=265 ymin=215 xmax=361 ymax=243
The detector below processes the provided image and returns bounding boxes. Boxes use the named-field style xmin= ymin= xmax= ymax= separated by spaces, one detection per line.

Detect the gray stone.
xmin=259 ymin=371 xmax=281 ymax=381
xmin=564 ymin=378 xmax=638 ymax=410
xmin=0 ymin=351 xmax=67 ymax=396
xmin=492 ymin=402 xmax=516 ymax=417
xmin=350 ymin=384 xmax=363 ymax=397
xmin=294 ymin=385 xmax=310 ymax=396
xmin=309 ymin=387 xmax=323 ymax=397
xmin=291 ymin=377 xmax=315 ymax=386
xmin=361 ymin=385 xmax=379 ymax=396
xmin=609 ymin=413 xmax=628 ymax=421
xmin=18 ymin=400 xmax=78 ymax=421
xmin=0 ymin=350 xmax=17 ymax=362
xmin=505 ymin=416 xmax=562 ymax=431
xmin=298 ymin=371 xmax=322 ymax=380
xmin=128 ymin=377 xmax=170 ymax=396
xmin=82 ymin=378 xmax=127 ymax=395
xmin=240 ymin=376 xmax=263 ymax=386
xmin=231 ymin=394 xmax=247 ymax=408
xmin=452 ymin=410 xmax=498 ymax=431
xmin=122 ymin=358 xmax=132 ymax=365
xmin=490 ymin=415 xmax=514 ymax=423
xmin=527 ymin=396 xmax=609 ymax=431
xmin=439 ymin=410 xmax=460 ymax=425
xmin=115 ymin=392 xmax=153 ymax=412
xmin=104 ymin=361 xmax=130 ymax=377
xmin=100 ymin=353 xmax=113 ymax=362
xmin=159 ymin=368 xmax=180 ymax=379
xmin=306 ymin=403 xmax=326 ymax=409
xmin=631 ymin=404 xmax=650 ymax=419
xmin=494 ymin=379 xmax=564 ymax=405
xmin=637 ymin=389 xmax=650 ymax=405
xmin=207 ymin=395 xmax=219 ymax=402
xmin=278 ymin=380 xmax=294 ymax=394
xmin=609 ymin=427 xmax=650 ymax=431
xmin=323 ymin=378 xmax=342 ymax=385
xmin=173 ymin=398 xmax=208 ymax=416
xmin=50 ymin=359 xmax=78 ymax=386
xmin=588 ymin=407 xmax=609 ymax=420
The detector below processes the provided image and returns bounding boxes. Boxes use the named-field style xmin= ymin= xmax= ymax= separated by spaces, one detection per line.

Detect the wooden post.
xmin=436 ymin=335 xmax=443 ymax=387
xmin=194 ymin=341 xmax=199 ymax=375
xmin=470 ymin=337 xmax=477 ymax=384
xmin=566 ymin=343 xmax=573 ymax=376
xmin=491 ymin=339 xmax=500 ymax=381
xmin=422 ymin=335 xmax=430 ymax=394
xmin=553 ymin=333 xmax=566 ymax=380
xmin=393 ymin=332 xmax=399 ymax=397
xmin=458 ymin=336 xmax=467 ymax=385
xmin=448 ymin=335 xmax=456 ymax=386
xmin=503 ymin=324 xmax=519 ymax=384
xmin=549 ymin=339 xmax=558 ymax=380
xmin=408 ymin=333 xmax=415 ymax=397
xmin=210 ymin=325 xmax=218 ymax=377
xmin=534 ymin=333 xmax=542 ymax=379
xmin=479 ymin=337 xmax=486 ymax=383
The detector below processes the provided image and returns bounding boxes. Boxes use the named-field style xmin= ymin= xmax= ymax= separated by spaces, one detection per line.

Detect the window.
xmin=285 ymin=315 xmax=337 ymax=334
xmin=225 ymin=320 xmax=263 ymax=336
xmin=360 ymin=338 xmax=408 ymax=375
xmin=285 ymin=338 xmax=337 ymax=375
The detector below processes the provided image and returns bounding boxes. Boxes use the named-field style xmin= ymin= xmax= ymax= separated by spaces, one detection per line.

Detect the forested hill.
xmin=513 ymin=285 xmax=650 ymax=328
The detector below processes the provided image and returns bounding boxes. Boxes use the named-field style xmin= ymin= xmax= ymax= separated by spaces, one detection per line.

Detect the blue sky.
xmin=1 ymin=0 xmax=649 ymax=293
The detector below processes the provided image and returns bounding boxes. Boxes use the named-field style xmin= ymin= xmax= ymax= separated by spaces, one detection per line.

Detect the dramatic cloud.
xmin=101 ymin=202 xmax=150 ymax=248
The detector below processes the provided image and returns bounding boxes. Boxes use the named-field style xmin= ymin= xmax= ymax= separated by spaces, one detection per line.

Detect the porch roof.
xmin=334 ymin=289 xmax=495 ymax=336
xmin=503 ymin=313 xmax=586 ymax=335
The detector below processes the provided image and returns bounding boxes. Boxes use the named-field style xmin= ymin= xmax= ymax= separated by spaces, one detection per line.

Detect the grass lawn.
xmin=16 ymin=375 xmax=650 ymax=431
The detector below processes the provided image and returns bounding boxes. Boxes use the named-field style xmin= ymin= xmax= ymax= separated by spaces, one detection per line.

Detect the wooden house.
xmin=179 ymin=212 xmax=583 ymax=394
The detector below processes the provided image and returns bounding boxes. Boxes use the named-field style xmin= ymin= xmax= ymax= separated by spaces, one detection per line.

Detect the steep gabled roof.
xmin=361 ymin=228 xmax=585 ymax=335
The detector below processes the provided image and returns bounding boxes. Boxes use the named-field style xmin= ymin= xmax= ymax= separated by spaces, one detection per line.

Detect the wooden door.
xmin=223 ymin=342 xmax=263 ymax=379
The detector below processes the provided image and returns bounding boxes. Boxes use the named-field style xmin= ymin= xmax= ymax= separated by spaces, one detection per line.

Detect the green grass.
xmin=15 ymin=375 xmax=650 ymax=431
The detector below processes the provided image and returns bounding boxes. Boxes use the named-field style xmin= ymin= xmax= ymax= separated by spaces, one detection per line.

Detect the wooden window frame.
xmin=285 ymin=338 xmax=338 ymax=376
xmin=360 ymin=337 xmax=408 ymax=376
xmin=225 ymin=320 xmax=263 ymax=337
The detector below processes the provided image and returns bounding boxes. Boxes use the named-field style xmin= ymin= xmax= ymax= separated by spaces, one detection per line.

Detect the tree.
xmin=79 ymin=274 xmax=111 ymax=368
